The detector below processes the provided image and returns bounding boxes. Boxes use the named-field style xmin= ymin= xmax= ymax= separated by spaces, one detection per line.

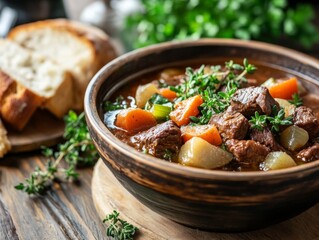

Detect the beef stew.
xmin=103 ymin=59 xmax=319 ymax=171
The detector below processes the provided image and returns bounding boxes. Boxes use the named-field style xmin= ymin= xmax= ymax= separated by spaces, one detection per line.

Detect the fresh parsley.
xmin=103 ymin=210 xmax=138 ymax=240
xmin=125 ymin=0 xmax=319 ymax=49
xmin=15 ymin=111 xmax=99 ymax=195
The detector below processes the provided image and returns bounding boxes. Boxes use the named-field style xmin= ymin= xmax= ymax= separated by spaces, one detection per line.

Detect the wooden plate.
xmin=7 ymin=109 xmax=64 ymax=153
xmin=92 ymin=159 xmax=319 ymax=239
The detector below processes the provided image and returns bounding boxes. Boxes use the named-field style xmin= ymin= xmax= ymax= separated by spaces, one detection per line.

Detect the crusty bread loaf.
xmin=0 ymin=39 xmax=73 ymax=129
xmin=0 ymin=71 xmax=44 ymax=130
xmin=8 ymin=19 xmax=117 ymax=110
xmin=0 ymin=119 xmax=11 ymax=157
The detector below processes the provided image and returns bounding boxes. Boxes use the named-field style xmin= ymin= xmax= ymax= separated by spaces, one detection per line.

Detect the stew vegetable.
xmin=103 ymin=59 xmax=319 ymax=171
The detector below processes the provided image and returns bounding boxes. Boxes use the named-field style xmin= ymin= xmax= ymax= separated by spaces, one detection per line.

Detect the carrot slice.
xmin=269 ymin=77 xmax=298 ymax=100
xmin=159 ymin=88 xmax=177 ymax=100
xmin=115 ymin=108 xmax=157 ymax=133
xmin=181 ymin=124 xmax=222 ymax=146
xmin=169 ymin=95 xmax=203 ymax=126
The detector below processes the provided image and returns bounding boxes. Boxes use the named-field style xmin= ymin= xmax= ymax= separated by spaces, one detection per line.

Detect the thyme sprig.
xmin=249 ymin=107 xmax=293 ymax=132
xmin=176 ymin=59 xmax=256 ymax=124
xmin=289 ymin=93 xmax=303 ymax=107
xmin=15 ymin=111 xmax=99 ymax=195
xmin=103 ymin=210 xmax=138 ymax=240
xmin=249 ymin=112 xmax=268 ymax=131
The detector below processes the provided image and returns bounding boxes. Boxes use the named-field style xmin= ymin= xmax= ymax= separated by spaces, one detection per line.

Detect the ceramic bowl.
xmin=84 ymin=39 xmax=319 ymax=232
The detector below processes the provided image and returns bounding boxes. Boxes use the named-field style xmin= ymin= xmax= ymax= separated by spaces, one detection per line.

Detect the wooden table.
xmin=0 ymin=154 xmax=106 ymax=240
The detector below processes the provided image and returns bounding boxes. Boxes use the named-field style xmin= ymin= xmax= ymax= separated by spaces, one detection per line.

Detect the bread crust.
xmin=0 ymin=119 xmax=10 ymax=157
xmin=0 ymin=71 xmax=44 ymax=130
xmin=8 ymin=19 xmax=117 ymax=110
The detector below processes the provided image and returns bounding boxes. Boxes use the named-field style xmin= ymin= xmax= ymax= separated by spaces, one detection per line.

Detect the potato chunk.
xmin=178 ymin=137 xmax=233 ymax=169
xmin=261 ymin=151 xmax=297 ymax=171
xmin=280 ymin=125 xmax=309 ymax=151
xmin=136 ymin=83 xmax=159 ymax=108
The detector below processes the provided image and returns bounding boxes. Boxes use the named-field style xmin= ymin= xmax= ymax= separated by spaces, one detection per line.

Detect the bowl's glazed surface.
xmin=85 ymin=39 xmax=319 ymax=232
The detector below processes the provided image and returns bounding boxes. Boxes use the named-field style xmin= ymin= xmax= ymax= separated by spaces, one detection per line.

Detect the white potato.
xmin=262 ymin=151 xmax=297 ymax=171
xmin=178 ymin=137 xmax=233 ymax=169
xmin=135 ymin=83 xmax=159 ymax=108
xmin=280 ymin=125 xmax=309 ymax=151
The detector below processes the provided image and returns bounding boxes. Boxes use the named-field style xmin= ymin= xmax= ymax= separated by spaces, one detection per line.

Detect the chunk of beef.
xmin=230 ymin=86 xmax=279 ymax=117
xmin=293 ymin=106 xmax=319 ymax=138
xmin=250 ymin=127 xmax=283 ymax=151
xmin=226 ymin=139 xmax=270 ymax=165
xmin=209 ymin=111 xmax=249 ymax=140
xmin=296 ymin=143 xmax=319 ymax=162
xmin=130 ymin=120 xmax=182 ymax=160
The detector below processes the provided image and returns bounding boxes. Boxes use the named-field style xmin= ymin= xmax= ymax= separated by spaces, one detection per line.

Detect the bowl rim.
xmin=85 ymin=38 xmax=319 ymax=181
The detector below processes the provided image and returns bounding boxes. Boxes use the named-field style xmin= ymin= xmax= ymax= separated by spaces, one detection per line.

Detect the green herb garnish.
xmin=103 ymin=210 xmax=138 ymax=240
xmin=249 ymin=108 xmax=293 ymax=132
xmin=104 ymin=96 xmax=129 ymax=111
xmin=268 ymin=108 xmax=293 ymax=132
xmin=144 ymin=93 xmax=172 ymax=111
xmin=15 ymin=111 xmax=99 ymax=195
xmin=249 ymin=112 xmax=268 ymax=131
xmin=173 ymin=59 xmax=256 ymax=124
xmin=289 ymin=93 xmax=303 ymax=107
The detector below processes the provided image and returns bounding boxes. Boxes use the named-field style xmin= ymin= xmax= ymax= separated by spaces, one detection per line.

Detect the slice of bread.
xmin=8 ymin=19 xmax=117 ymax=110
xmin=0 ymin=39 xmax=73 ymax=130
xmin=0 ymin=119 xmax=11 ymax=157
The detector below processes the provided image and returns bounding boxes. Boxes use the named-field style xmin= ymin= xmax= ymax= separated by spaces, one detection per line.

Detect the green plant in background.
xmin=125 ymin=0 xmax=319 ymax=49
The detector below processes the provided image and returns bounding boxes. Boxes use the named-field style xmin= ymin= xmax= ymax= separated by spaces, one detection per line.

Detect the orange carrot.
xmin=169 ymin=95 xmax=203 ymax=126
xmin=181 ymin=124 xmax=222 ymax=146
xmin=159 ymin=88 xmax=177 ymax=100
xmin=269 ymin=77 xmax=298 ymax=100
xmin=115 ymin=108 xmax=157 ymax=133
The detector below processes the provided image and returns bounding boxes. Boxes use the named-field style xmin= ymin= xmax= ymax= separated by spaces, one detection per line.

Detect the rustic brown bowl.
xmin=84 ymin=39 xmax=319 ymax=232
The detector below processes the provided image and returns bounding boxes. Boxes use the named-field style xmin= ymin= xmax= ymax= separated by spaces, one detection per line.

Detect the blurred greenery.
xmin=124 ymin=0 xmax=319 ymax=49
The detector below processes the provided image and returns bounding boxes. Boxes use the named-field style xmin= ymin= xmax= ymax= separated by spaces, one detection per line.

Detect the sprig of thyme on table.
xmin=15 ymin=111 xmax=99 ymax=195
xmin=103 ymin=210 xmax=138 ymax=240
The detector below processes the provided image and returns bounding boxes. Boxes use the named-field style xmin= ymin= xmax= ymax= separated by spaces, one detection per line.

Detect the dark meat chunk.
xmin=293 ymin=106 xmax=319 ymax=138
xmin=209 ymin=111 xmax=249 ymax=140
xmin=230 ymin=86 xmax=279 ymax=117
xmin=226 ymin=139 xmax=270 ymax=165
xmin=130 ymin=120 xmax=182 ymax=160
xmin=250 ymin=127 xmax=283 ymax=151
xmin=296 ymin=143 xmax=319 ymax=162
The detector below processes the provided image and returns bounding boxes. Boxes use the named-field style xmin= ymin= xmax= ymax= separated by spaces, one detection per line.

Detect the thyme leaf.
xmin=15 ymin=111 xmax=99 ymax=195
xmin=103 ymin=210 xmax=138 ymax=240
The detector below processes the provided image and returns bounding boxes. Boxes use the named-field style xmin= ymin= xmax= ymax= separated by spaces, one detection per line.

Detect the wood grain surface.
xmin=0 ymin=154 xmax=106 ymax=240
xmin=92 ymin=160 xmax=319 ymax=240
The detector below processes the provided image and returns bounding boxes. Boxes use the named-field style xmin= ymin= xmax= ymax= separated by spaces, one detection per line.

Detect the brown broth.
xmin=104 ymin=60 xmax=319 ymax=171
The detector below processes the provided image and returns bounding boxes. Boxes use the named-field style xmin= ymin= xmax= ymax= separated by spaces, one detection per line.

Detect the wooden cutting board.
xmin=7 ymin=109 xmax=64 ymax=152
xmin=92 ymin=159 xmax=319 ymax=240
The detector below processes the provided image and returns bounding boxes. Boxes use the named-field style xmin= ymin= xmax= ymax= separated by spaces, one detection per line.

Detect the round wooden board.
xmin=7 ymin=109 xmax=64 ymax=153
xmin=92 ymin=159 xmax=319 ymax=240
